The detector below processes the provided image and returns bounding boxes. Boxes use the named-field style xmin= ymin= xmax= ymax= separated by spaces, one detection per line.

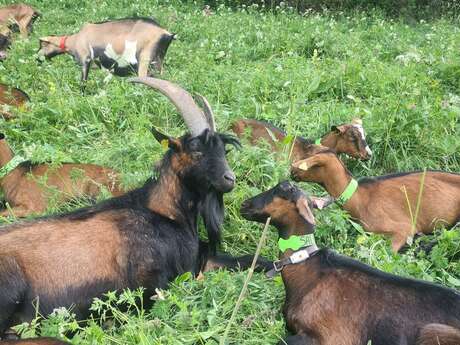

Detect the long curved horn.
xmin=194 ymin=93 xmax=216 ymax=132
xmin=129 ymin=77 xmax=209 ymax=137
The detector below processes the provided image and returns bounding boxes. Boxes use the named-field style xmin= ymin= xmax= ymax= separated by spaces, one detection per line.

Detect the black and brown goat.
xmin=0 ymin=83 xmax=29 ymax=119
xmin=2 ymin=337 xmax=70 ymax=345
xmin=37 ymin=18 xmax=175 ymax=85
xmin=241 ymin=181 xmax=460 ymax=345
xmin=291 ymin=145 xmax=460 ymax=252
xmin=0 ymin=133 xmax=123 ymax=217
xmin=0 ymin=3 xmax=39 ymax=60
xmin=0 ymin=78 xmax=270 ymax=338
xmin=231 ymin=118 xmax=372 ymax=161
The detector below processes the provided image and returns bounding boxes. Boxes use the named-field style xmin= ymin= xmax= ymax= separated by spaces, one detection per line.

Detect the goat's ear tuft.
xmin=296 ymin=196 xmax=316 ymax=226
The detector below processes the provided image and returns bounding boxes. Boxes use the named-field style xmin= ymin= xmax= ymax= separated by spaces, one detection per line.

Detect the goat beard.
xmin=200 ymin=190 xmax=224 ymax=255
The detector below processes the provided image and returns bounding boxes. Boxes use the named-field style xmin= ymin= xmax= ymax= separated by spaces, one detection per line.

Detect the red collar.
xmin=59 ymin=36 xmax=68 ymax=51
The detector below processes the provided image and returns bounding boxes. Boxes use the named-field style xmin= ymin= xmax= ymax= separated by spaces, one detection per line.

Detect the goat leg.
xmin=137 ymin=49 xmax=152 ymax=78
xmin=80 ymin=59 xmax=91 ymax=92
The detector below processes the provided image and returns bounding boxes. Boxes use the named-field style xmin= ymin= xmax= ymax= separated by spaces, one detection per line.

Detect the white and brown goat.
xmin=291 ymin=145 xmax=460 ymax=252
xmin=231 ymin=118 xmax=372 ymax=161
xmin=0 ymin=133 xmax=123 ymax=217
xmin=37 ymin=17 xmax=175 ymax=86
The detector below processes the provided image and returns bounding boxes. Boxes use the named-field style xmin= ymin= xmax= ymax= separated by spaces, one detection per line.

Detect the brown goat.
xmin=230 ymin=118 xmax=372 ymax=161
xmin=37 ymin=17 xmax=175 ymax=86
xmin=0 ymin=133 xmax=123 ymax=217
xmin=2 ymin=337 xmax=70 ymax=345
xmin=240 ymin=181 xmax=460 ymax=345
xmin=0 ymin=83 xmax=29 ymax=119
xmin=291 ymin=145 xmax=460 ymax=252
xmin=0 ymin=3 xmax=39 ymax=37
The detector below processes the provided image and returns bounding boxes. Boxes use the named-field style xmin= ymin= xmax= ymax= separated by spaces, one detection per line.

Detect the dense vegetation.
xmin=0 ymin=0 xmax=459 ymax=343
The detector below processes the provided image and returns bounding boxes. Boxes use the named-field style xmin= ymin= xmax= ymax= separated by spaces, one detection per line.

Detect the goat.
xmin=2 ymin=337 xmax=70 ymax=345
xmin=0 ymin=3 xmax=39 ymax=60
xmin=0 ymin=83 xmax=29 ymax=119
xmin=37 ymin=18 xmax=175 ymax=86
xmin=230 ymin=118 xmax=372 ymax=161
xmin=240 ymin=181 xmax=460 ymax=345
xmin=0 ymin=3 xmax=39 ymax=37
xmin=290 ymin=145 xmax=460 ymax=252
xmin=0 ymin=77 xmax=270 ymax=338
xmin=0 ymin=133 xmax=123 ymax=217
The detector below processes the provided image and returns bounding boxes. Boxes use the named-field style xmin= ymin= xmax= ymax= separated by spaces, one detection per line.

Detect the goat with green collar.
xmin=0 ymin=133 xmax=123 ymax=217
xmin=240 ymin=181 xmax=460 ymax=345
xmin=291 ymin=144 xmax=460 ymax=252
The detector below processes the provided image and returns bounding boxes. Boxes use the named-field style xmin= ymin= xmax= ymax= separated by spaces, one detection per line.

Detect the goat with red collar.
xmin=37 ymin=17 xmax=175 ymax=88
xmin=240 ymin=181 xmax=460 ymax=345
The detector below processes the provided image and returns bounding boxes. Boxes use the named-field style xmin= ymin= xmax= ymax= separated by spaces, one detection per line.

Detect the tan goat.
xmin=291 ymin=145 xmax=460 ymax=252
xmin=0 ymin=133 xmax=123 ymax=217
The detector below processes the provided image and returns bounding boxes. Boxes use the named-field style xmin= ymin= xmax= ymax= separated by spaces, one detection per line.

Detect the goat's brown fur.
xmin=0 ymin=83 xmax=29 ymax=119
xmin=0 ymin=134 xmax=123 ymax=217
xmin=291 ymin=146 xmax=460 ymax=251
xmin=240 ymin=181 xmax=460 ymax=345
xmin=0 ymin=3 xmax=39 ymax=37
xmin=230 ymin=118 xmax=372 ymax=161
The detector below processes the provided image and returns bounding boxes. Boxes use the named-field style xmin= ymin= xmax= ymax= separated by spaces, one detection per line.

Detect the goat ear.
xmin=292 ymin=156 xmax=320 ymax=171
xmin=151 ymin=127 xmax=182 ymax=151
xmin=331 ymin=125 xmax=347 ymax=133
xmin=296 ymin=196 xmax=316 ymax=226
xmin=39 ymin=37 xmax=51 ymax=44
xmin=310 ymin=195 xmax=334 ymax=210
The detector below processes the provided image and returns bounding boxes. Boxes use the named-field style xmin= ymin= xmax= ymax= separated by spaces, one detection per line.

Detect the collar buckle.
xmin=273 ymin=260 xmax=285 ymax=272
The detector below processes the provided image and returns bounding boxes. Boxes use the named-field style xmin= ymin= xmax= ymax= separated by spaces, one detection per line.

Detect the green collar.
xmin=314 ymin=138 xmax=322 ymax=145
xmin=0 ymin=155 xmax=26 ymax=179
xmin=278 ymin=234 xmax=316 ymax=253
xmin=336 ymin=178 xmax=358 ymax=206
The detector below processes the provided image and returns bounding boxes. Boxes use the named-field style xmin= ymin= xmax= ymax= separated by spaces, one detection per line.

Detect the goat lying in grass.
xmin=291 ymin=145 xmax=460 ymax=252
xmin=37 ymin=17 xmax=174 ymax=86
xmin=0 ymin=133 xmax=123 ymax=217
xmin=231 ymin=118 xmax=372 ymax=161
xmin=0 ymin=3 xmax=39 ymax=60
xmin=0 ymin=78 xmax=270 ymax=338
xmin=241 ymin=181 xmax=460 ymax=345
xmin=0 ymin=83 xmax=29 ymax=119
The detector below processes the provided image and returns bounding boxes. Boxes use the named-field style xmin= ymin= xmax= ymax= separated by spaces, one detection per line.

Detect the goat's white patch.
xmin=353 ymin=124 xmax=372 ymax=156
xmin=104 ymin=40 xmax=138 ymax=67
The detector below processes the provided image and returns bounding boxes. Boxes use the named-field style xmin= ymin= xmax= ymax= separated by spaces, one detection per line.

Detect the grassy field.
xmin=1 ymin=0 xmax=460 ymax=344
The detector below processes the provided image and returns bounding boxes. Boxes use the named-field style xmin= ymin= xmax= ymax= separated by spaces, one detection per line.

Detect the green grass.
xmin=1 ymin=0 xmax=459 ymax=344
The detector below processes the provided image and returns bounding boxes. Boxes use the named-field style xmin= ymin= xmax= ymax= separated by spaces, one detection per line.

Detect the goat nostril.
xmin=223 ymin=172 xmax=236 ymax=183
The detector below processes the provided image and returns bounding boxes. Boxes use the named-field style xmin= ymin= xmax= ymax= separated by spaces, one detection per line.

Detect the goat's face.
xmin=241 ymin=181 xmax=329 ymax=233
xmin=160 ymin=129 xmax=239 ymax=193
xmin=291 ymin=147 xmax=339 ymax=183
xmin=37 ymin=36 xmax=64 ymax=60
xmin=332 ymin=122 xmax=372 ymax=160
